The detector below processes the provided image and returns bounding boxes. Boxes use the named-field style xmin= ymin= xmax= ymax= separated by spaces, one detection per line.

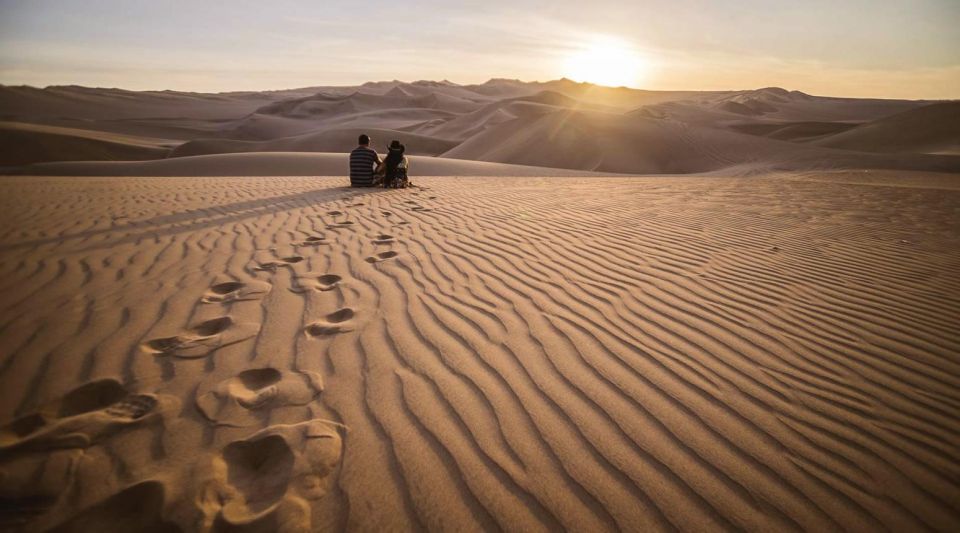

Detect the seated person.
xmin=383 ymin=140 xmax=410 ymax=188
xmin=349 ymin=134 xmax=382 ymax=187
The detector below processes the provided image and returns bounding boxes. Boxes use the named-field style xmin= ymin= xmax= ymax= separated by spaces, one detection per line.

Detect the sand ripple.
xmin=0 ymin=174 xmax=958 ymax=531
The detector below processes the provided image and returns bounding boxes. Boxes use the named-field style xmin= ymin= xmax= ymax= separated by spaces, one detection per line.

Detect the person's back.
xmin=383 ymin=140 xmax=409 ymax=188
xmin=349 ymin=134 xmax=381 ymax=187
xmin=384 ymin=141 xmax=404 ymax=172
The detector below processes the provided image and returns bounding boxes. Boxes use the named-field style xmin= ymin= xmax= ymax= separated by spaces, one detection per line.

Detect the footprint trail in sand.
xmin=0 ymin=175 xmax=958 ymax=531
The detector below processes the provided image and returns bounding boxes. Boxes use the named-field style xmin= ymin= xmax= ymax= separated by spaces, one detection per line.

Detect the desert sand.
xmin=0 ymin=170 xmax=959 ymax=531
xmin=1 ymin=79 xmax=959 ymax=531
xmin=2 ymin=80 xmax=959 ymax=175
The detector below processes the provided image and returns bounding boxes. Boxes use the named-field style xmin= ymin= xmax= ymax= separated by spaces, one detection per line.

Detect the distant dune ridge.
xmin=1 ymin=79 xmax=958 ymax=174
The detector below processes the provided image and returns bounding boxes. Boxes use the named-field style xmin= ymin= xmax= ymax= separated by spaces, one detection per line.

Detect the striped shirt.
xmin=349 ymin=146 xmax=380 ymax=187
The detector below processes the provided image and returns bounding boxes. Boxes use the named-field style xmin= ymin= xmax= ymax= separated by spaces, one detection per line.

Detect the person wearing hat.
xmin=382 ymin=140 xmax=410 ymax=188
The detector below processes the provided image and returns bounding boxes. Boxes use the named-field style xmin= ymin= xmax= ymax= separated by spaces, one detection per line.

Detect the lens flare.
xmin=563 ymin=37 xmax=649 ymax=88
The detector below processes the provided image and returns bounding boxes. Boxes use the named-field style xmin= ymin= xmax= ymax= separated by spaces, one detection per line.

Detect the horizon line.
xmin=0 ymin=78 xmax=953 ymax=102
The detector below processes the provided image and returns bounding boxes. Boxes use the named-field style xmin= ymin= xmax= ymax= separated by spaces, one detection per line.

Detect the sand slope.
xmin=812 ymin=102 xmax=960 ymax=155
xmin=641 ymin=88 xmax=932 ymax=125
xmin=0 ymin=85 xmax=321 ymax=120
xmin=442 ymin=108 xmax=960 ymax=174
xmin=0 ymin=121 xmax=173 ymax=166
xmin=0 ymin=174 xmax=958 ymax=531
xmin=170 ymin=129 xmax=458 ymax=158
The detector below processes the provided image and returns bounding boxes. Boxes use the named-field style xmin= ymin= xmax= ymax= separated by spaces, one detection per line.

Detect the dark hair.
xmin=358 ymin=134 xmax=370 ymax=145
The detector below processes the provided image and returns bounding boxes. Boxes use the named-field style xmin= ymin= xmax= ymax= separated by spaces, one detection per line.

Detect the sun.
xmin=563 ymin=37 xmax=649 ymax=88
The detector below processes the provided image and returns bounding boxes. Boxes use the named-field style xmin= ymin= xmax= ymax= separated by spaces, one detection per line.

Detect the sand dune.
xmin=0 ymin=121 xmax=173 ymax=166
xmin=360 ymin=79 xmax=503 ymax=102
xmin=0 ymin=84 xmax=321 ymax=120
xmin=644 ymin=87 xmax=932 ymax=125
xmin=729 ymin=121 xmax=860 ymax=142
xmin=411 ymin=98 xmax=563 ymax=142
xmin=0 ymin=173 xmax=958 ymax=531
xmin=442 ymin=107 xmax=792 ymax=173
xmin=52 ymin=117 xmax=237 ymax=142
xmin=2 ymin=81 xmax=956 ymax=175
xmin=170 ymin=129 xmax=458 ymax=158
xmin=812 ymin=102 xmax=960 ymax=155
xmin=466 ymin=78 xmax=720 ymax=109
xmin=254 ymin=91 xmax=481 ymax=119
xmin=7 ymin=151 xmax=616 ymax=177
xmin=442 ymin=107 xmax=960 ymax=174
xmin=224 ymin=109 xmax=460 ymax=142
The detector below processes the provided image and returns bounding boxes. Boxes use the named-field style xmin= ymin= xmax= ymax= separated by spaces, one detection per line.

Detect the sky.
xmin=1 ymin=0 xmax=958 ymax=98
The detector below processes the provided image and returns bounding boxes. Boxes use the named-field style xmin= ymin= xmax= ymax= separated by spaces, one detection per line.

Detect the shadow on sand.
xmin=0 ymin=186 xmax=389 ymax=253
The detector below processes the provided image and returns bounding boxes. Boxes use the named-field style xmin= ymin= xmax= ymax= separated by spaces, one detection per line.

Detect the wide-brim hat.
xmin=389 ymin=140 xmax=402 ymax=149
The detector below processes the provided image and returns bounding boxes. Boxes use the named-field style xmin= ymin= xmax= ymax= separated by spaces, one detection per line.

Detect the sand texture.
xmin=0 ymin=173 xmax=958 ymax=531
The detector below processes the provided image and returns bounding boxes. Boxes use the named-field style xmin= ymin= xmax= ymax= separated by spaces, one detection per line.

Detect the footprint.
xmin=196 ymin=368 xmax=323 ymax=428
xmin=202 ymin=280 xmax=271 ymax=304
xmin=297 ymin=235 xmax=328 ymax=247
xmin=54 ymin=379 xmax=129 ymax=419
xmin=313 ymin=274 xmax=342 ymax=291
xmin=0 ymin=379 xmax=125 ymax=449
xmin=428 ymin=196 xmax=437 ymax=200
xmin=104 ymin=395 xmax=158 ymax=420
xmin=199 ymin=420 xmax=342 ymax=529
xmin=0 ymin=379 xmax=171 ymax=455
xmin=207 ymin=281 xmax=243 ymax=297
xmin=372 ymin=234 xmax=395 ymax=244
xmin=0 ymin=438 xmax=81 ymax=529
xmin=348 ymin=202 xmax=364 ymax=207
xmin=229 ymin=368 xmax=283 ymax=409
xmin=253 ymin=256 xmax=304 ymax=273
xmin=410 ymin=206 xmax=433 ymax=212
xmin=141 ymin=316 xmax=260 ymax=358
xmin=304 ymin=308 xmax=355 ymax=336
xmin=365 ymin=251 xmax=398 ymax=264
xmin=0 ymin=492 xmax=60 ymax=531
xmin=381 ymin=211 xmax=392 ymax=217
xmin=46 ymin=481 xmax=178 ymax=533
xmin=219 ymin=435 xmax=295 ymax=525
xmin=326 ymin=221 xmax=354 ymax=229
xmin=253 ymin=262 xmax=281 ymax=273
xmin=291 ymin=274 xmax=342 ymax=293
xmin=326 ymin=210 xmax=342 ymax=216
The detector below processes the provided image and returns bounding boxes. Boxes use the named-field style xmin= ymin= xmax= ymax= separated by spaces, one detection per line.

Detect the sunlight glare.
xmin=563 ymin=37 xmax=649 ymax=88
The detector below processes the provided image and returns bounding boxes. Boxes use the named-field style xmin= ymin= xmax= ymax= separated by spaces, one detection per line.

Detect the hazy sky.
xmin=1 ymin=0 xmax=958 ymax=98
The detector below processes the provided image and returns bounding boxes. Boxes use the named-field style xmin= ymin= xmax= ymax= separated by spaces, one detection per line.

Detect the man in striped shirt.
xmin=349 ymin=134 xmax=382 ymax=187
